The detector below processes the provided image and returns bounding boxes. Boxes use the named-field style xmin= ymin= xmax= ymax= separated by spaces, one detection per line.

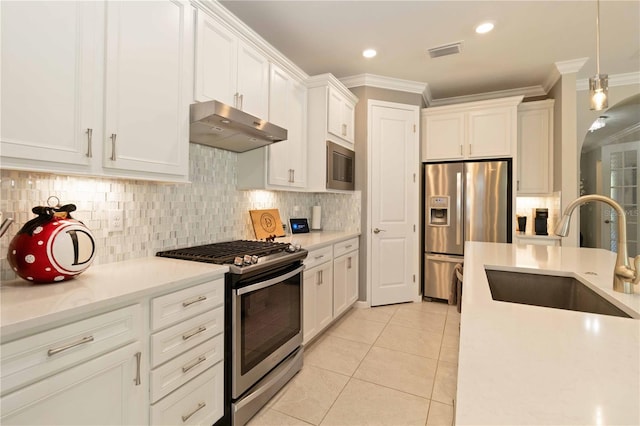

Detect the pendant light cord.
xmin=596 ymin=0 xmax=601 ymax=75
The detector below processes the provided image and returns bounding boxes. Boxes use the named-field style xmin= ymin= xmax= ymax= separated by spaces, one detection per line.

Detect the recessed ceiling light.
xmin=475 ymin=22 xmax=495 ymax=34
xmin=362 ymin=49 xmax=377 ymax=58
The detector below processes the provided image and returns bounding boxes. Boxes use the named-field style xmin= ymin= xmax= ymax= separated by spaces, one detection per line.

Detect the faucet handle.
xmin=633 ymin=255 xmax=640 ymax=285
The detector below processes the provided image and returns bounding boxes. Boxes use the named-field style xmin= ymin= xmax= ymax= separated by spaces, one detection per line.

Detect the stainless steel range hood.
xmin=189 ymin=100 xmax=287 ymax=153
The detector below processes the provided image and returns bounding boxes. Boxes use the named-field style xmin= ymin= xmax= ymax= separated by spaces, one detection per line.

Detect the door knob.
xmin=373 ymin=228 xmax=385 ymax=234
xmin=604 ymin=219 xmax=611 ymax=224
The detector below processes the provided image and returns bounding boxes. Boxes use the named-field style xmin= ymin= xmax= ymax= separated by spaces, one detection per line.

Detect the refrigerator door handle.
xmin=425 ymin=254 xmax=463 ymax=263
xmin=456 ymin=172 xmax=462 ymax=246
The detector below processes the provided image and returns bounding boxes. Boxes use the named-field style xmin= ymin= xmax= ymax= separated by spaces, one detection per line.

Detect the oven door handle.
xmin=236 ymin=265 xmax=305 ymax=296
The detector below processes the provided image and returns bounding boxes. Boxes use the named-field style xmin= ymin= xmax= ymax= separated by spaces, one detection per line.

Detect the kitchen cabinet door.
xmin=328 ymin=86 xmax=355 ymax=145
xmin=194 ymin=10 xmax=269 ymax=119
xmin=422 ymin=112 xmax=466 ymax=161
xmin=517 ymin=100 xmax=554 ymax=195
xmin=0 ymin=342 xmax=145 ymax=426
xmin=0 ymin=1 xmax=101 ymax=173
xmin=467 ymin=107 xmax=514 ymax=158
xmin=267 ymin=64 xmax=307 ymax=188
xmin=303 ymin=261 xmax=333 ymax=345
xmin=333 ymin=250 xmax=358 ymax=317
xmin=194 ymin=9 xmax=237 ymax=106
xmin=103 ymin=0 xmax=193 ymax=179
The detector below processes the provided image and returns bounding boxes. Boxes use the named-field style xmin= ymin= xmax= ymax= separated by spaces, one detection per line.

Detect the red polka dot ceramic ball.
xmin=7 ymin=205 xmax=96 ymax=284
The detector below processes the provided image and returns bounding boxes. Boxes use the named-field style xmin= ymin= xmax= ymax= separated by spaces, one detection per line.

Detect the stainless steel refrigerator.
xmin=423 ymin=160 xmax=512 ymax=299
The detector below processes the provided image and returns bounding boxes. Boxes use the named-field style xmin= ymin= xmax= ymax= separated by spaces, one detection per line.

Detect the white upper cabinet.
xmin=328 ymin=86 xmax=355 ymax=144
xmin=421 ymin=96 xmax=523 ymax=162
xmin=194 ymin=10 xmax=269 ymax=119
xmin=237 ymin=64 xmax=307 ymax=190
xmin=1 ymin=0 xmax=194 ymax=182
xmin=0 ymin=1 xmax=101 ymax=174
xmin=517 ymin=100 xmax=555 ymax=195
xmin=103 ymin=0 xmax=193 ymax=179
xmin=266 ymin=64 xmax=307 ymax=188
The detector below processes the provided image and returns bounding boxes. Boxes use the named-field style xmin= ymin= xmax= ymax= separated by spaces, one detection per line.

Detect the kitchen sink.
xmin=485 ymin=269 xmax=632 ymax=318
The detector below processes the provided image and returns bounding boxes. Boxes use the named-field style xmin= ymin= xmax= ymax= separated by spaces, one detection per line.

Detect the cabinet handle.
xmin=292 ymin=169 xmax=295 ymax=183
xmin=468 ymin=143 xmax=472 ymax=156
xmin=86 ymin=128 xmax=93 ymax=158
xmin=517 ymin=180 xmax=520 ymax=191
xmin=460 ymin=144 xmax=463 ymax=156
xmin=110 ymin=133 xmax=117 ymax=161
xmin=239 ymin=94 xmax=243 ymax=110
xmin=234 ymin=92 xmax=239 ymax=109
xmin=347 ymin=256 xmax=352 ymax=269
xmin=182 ymin=325 xmax=207 ymax=341
xmin=182 ymin=295 xmax=207 ymax=307
xmin=318 ymin=270 xmax=323 ymax=285
xmin=345 ymin=244 xmax=352 ymax=249
xmin=182 ymin=355 xmax=206 ymax=373
xmin=342 ymin=123 xmax=347 ymax=136
xmin=181 ymin=401 xmax=206 ymax=422
xmin=134 ymin=351 xmax=141 ymax=386
xmin=314 ymin=255 xmax=325 ymax=260
xmin=47 ymin=335 xmax=94 ymax=356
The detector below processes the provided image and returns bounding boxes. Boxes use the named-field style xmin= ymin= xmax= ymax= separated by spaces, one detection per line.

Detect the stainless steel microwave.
xmin=327 ymin=141 xmax=355 ymax=191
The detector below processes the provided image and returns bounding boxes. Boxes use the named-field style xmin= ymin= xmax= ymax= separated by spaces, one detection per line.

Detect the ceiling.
xmin=219 ymin=0 xmax=639 ymax=103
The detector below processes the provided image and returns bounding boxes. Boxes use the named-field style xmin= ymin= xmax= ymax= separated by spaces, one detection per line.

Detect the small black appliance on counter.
xmin=534 ymin=208 xmax=549 ymax=235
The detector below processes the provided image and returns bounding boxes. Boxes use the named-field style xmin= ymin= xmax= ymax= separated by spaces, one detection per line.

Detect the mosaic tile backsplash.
xmin=1 ymin=144 xmax=361 ymax=280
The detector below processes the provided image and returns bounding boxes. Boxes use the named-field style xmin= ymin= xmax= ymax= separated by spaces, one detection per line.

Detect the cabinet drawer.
xmin=151 ymin=278 xmax=224 ymax=331
xmin=1 ymin=304 xmax=142 ymax=396
xmin=151 ymin=307 xmax=224 ymax=367
xmin=333 ymin=238 xmax=359 ymax=257
xmin=303 ymin=245 xmax=333 ymax=269
xmin=151 ymin=362 xmax=224 ymax=426
xmin=150 ymin=334 xmax=223 ymax=403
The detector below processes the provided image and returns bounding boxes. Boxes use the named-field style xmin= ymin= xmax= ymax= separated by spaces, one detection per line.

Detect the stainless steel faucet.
xmin=555 ymin=194 xmax=640 ymax=294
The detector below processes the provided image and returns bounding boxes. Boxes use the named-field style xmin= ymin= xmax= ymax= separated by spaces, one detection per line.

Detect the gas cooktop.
xmin=156 ymin=240 xmax=307 ymax=275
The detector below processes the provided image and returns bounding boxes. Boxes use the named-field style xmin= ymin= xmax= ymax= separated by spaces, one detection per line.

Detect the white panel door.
xmin=104 ymin=0 xmax=192 ymax=177
xmin=0 ymin=1 xmax=100 ymax=169
xmin=370 ymin=101 xmax=420 ymax=306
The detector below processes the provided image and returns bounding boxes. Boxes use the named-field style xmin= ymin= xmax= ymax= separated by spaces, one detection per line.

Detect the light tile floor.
xmin=248 ymin=300 xmax=460 ymax=426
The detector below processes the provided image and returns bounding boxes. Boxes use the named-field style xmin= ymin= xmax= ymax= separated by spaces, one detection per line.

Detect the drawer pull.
xmin=182 ymin=401 xmax=206 ymax=422
xmin=182 ymin=295 xmax=207 ymax=308
xmin=134 ymin=352 xmax=141 ymax=386
xmin=182 ymin=355 xmax=206 ymax=373
xmin=47 ymin=336 xmax=94 ymax=356
xmin=182 ymin=326 xmax=206 ymax=341
xmin=345 ymin=244 xmax=353 ymax=249
xmin=314 ymin=255 xmax=325 ymax=260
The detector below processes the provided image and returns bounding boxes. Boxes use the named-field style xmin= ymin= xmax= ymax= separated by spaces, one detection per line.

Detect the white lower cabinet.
xmin=149 ymin=278 xmax=225 ymax=426
xmin=0 ymin=305 xmax=145 ymax=425
xmin=1 ymin=341 xmax=145 ymax=426
xmin=302 ymin=237 xmax=360 ymax=345
xmin=333 ymin=239 xmax=359 ymax=317
xmin=303 ymin=250 xmax=334 ymax=345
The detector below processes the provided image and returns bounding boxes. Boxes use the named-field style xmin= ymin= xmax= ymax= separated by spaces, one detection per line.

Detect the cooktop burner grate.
xmin=156 ymin=240 xmax=291 ymax=264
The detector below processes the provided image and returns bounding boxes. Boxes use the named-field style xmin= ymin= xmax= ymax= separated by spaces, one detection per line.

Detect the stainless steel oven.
xmin=232 ymin=262 xmax=302 ymax=397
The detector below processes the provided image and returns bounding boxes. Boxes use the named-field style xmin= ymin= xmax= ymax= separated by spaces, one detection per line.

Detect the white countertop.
xmin=457 ymin=242 xmax=640 ymax=425
xmin=514 ymin=232 xmax=562 ymax=241
xmin=276 ymin=230 xmax=360 ymax=251
xmin=0 ymin=257 xmax=228 ymax=340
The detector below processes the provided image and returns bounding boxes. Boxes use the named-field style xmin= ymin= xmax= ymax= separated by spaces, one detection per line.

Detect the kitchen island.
xmin=457 ymin=242 xmax=640 ymax=425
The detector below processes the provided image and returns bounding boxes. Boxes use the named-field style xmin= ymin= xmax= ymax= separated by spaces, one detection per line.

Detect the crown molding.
xmin=340 ymin=73 xmax=428 ymax=94
xmin=576 ymin=71 xmax=640 ymax=91
xmin=554 ymin=58 xmax=589 ymax=75
xmin=429 ymin=86 xmax=543 ymax=107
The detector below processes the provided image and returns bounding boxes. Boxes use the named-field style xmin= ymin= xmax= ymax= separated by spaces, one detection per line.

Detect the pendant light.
xmin=589 ymin=0 xmax=608 ymax=110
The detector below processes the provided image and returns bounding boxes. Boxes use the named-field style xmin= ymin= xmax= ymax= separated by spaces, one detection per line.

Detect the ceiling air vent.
xmin=428 ymin=41 xmax=463 ymax=59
